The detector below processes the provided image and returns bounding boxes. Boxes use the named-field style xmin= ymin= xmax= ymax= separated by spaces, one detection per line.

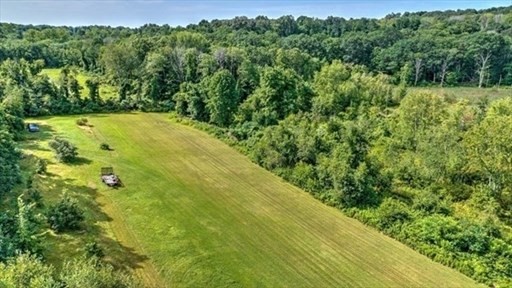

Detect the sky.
xmin=0 ymin=0 xmax=511 ymax=28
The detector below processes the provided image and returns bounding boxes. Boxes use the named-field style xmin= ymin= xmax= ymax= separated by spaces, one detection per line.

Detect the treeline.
xmin=0 ymin=59 xmax=138 ymax=116
xmin=3 ymin=6 xmax=512 ymax=87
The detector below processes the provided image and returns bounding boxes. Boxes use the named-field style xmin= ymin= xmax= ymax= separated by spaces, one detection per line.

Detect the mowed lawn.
xmin=25 ymin=113 xmax=480 ymax=287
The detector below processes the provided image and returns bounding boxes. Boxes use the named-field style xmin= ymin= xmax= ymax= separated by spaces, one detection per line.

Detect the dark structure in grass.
xmin=27 ymin=123 xmax=40 ymax=132
xmin=100 ymin=167 xmax=121 ymax=187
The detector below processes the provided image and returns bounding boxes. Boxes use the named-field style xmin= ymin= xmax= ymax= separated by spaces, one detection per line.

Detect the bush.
xmin=100 ymin=143 xmax=111 ymax=151
xmin=48 ymin=137 xmax=78 ymax=163
xmin=0 ymin=254 xmax=57 ymax=288
xmin=25 ymin=188 xmax=43 ymax=208
xmin=35 ymin=158 xmax=47 ymax=175
xmin=377 ymin=198 xmax=413 ymax=230
xmin=76 ymin=118 xmax=88 ymax=126
xmin=84 ymin=241 xmax=104 ymax=259
xmin=0 ymin=254 xmax=140 ymax=288
xmin=60 ymin=257 xmax=140 ymax=288
xmin=46 ymin=194 xmax=84 ymax=233
xmin=26 ymin=177 xmax=33 ymax=189
xmin=412 ymin=191 xmax=452 ymax=216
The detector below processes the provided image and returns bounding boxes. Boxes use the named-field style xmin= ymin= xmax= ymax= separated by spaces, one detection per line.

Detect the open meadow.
xmin=409 ymin=86 xmax=512 ymax=102
xmin=41 ymin=68 xmax=118 ymax=100
xmin=22 ymin=113 xmax=481 ymax=287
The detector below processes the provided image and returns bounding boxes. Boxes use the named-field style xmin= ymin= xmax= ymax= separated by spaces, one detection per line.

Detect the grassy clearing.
xmin=41 ymin=68 xmax=117 ymax=100
xmin=23 ymin=113 xmax=481 ymax=287
xmin=410 ymin=86 xmax=512 ymax=102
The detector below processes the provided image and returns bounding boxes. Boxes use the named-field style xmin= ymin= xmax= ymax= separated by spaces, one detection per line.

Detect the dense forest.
xmin=2 ymin=5 xmax=512 ymax=287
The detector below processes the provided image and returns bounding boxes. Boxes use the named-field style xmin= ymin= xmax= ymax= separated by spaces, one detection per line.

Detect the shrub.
xmin=0 ymin=254 xmax=57 ymax=288
xmin=60 ymin=257 xmax=140 ymax=288
xmin=26 ymin=177 xmax=33 ymax=189
xmin=35 ymin=158 xmax=47 ymax=175
xmin=0 ymin=254 xmax=140 ymax=288
xmin=84 ymin=241 xmax=105 ymax=259
xmin=46 ymin=194 xmax=84 ymax=233
xmin=26 ymin=188 xmax=43 ymax=208
xmin=48 ymin=137 xmax=78 ymax=163
xmin=100 ymin=143 xmax=111 ymax=151
xmin=412 ymin=191 xmax=452 ymax=216
xmin=377 ymin=198 xmax=413 ymax=230
xmin=76 ymin=118 xmax=88 ymax=126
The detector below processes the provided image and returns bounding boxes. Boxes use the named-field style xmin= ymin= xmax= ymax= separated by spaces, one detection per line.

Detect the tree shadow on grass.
xmin=21 ymin=124 xmax=58 ymax=152
xmin=24 ymin=123 xmax=57 ymax=142
xmin=67 ymin=157 xmax=93 ymax=166
xmin=37 ymin=172 xmax=150 ymax=272
xmin=22 ymin=141 xmax=51 ymax=152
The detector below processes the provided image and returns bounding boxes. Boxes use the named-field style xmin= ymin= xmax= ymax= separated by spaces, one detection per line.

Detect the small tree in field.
xmin=48 ymin=137 xmax=78 ymax=163
xmin=100 ymin=143 xmax=111 ymax=151
xmin=76 ymin=118 xmax=88 ymax=126
xmin=46 ymin=194 xmax=84 ymax=232
xmin=35 ymin=158 xmax=47 ymax=174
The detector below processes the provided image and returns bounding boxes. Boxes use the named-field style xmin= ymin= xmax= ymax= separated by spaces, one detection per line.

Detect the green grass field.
xmin=410 ymin=86 xmax=512 ymax=102
xmin=41 ymin=68 xmax=117 ymax=100
xmin=22 ymin=113 xmax=481 ymax=287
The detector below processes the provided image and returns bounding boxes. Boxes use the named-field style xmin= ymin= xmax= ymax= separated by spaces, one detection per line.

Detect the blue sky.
xmin=0 ymin=0 xmax=511 ymax=27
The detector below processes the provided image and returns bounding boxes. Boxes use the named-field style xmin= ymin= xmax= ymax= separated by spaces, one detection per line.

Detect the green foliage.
xmin=238 ymin=66 xmax=312 ymax=126
xmin=84 ymin=241 xmax=105 ymax=259
xmin=0 ymin=254 xmax=140 ymax=288
xmin=76 ymin=117 xmax=88 ymax=126
xmin=143 ymin=47 xmax=189 ymax=101
xmin=412 ymin=191 xmax=452 ymax=216
xmin=100 ymin=41 xmax=142 ymax=88
xmin=5 ymin=7 xmax=512 ymax=285
xmin=312 ymin=61 xmax=397 ymax=118
xmin=23 ymin=178 xmax=44 ymax=208
xmin=60 ymin=257 xmax=140 ymax=288
xmin=206 ymin=69 xmax=239 ymax=127
xmin=46 ymin=194 xmax=84 ymax=233
xmin=85 ymin=78 xmax=100 ymax=102
xmin=0 ymin=126 xmax=21 ymax=194
xmin=48 ymin=137 xmax=78 ymax=163
xmin=339 ymin=163 xmax=378 ymax=207
xmin=275 ymin=48 xmax=320 ymax=80
xmin=27 ymin=189 xmax=43 ymax=208
xmin=100 ymin=143 xmax=111 ymax=150
xmin=0 ymin=86 xmax=26 ymax=137
xmin=35 ymin=158 xmax=47 ymax=175
xmin=376 ymin=198 xmax=413 ymax=231
xmin=0 ymin=254 xmax=56 ymax=288
xmin=464 ymin=98 xmax=512 ymax=207
xmin=0 ymin=195 xmax=42 ymax=262
xmin=16 ymin=196 xmax=42 ymax=256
